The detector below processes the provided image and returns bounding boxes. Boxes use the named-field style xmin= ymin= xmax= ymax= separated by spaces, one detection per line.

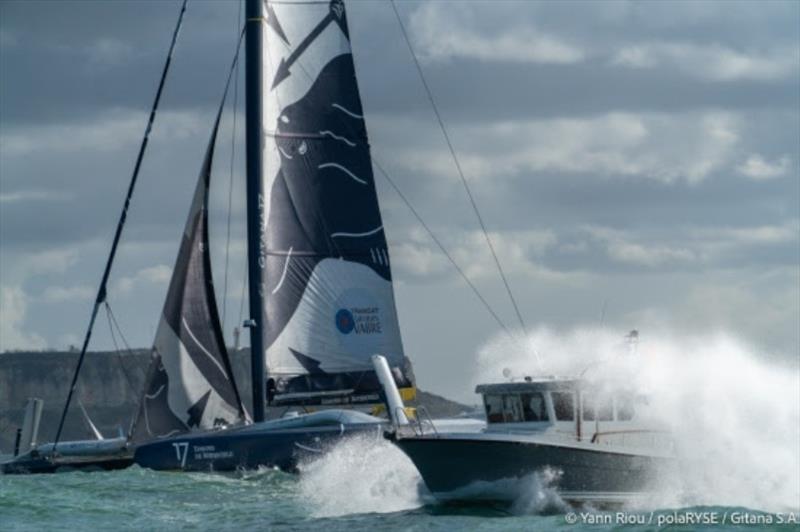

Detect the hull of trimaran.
xmin=133 ymin=410 xmax=385 ymax=472
xmin=1 ymin=437 xmax=133 ymax=475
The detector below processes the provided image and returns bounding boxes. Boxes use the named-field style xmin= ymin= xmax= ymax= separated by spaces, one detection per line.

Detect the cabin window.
xmin=484 ymin=394 xmax=504 ymax=423
xmin=551 ymin=391 xmax=575 ymax=421
xmin=583 ymin=394 xmax=614 ymax=421
xmin=616 ymin=393 xmax=635 ymax=421
xmin=596 ymin=395 xmax=614 ymax=421
xmin=520 ymin=393 xmax=549 ymax=422
xmin=503 ymin=394 xmax=524 ymax=423
xmin=582 ymin=393 xmax=613 ymax=421
xmin=582 ymin=394 xmax=595 ymax=421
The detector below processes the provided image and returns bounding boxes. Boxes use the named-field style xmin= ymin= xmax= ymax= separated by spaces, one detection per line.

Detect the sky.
xmin=1 ymin=0 xmax=798 ymax=402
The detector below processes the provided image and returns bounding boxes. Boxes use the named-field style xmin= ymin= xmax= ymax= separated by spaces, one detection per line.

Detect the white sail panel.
xmin=259 ymin=0 xmax=412 ymax=403
xmin=267 ymin=259 xmax=403 ymax=372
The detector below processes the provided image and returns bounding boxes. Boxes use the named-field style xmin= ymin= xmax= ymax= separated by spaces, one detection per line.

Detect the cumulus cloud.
xmin=1 ymin=0 xmax=797 ymax=365
xmin=405 ymin=3 xmax=798 ymax=84
xmin=85 ymin=37 xmax=135 ymax=66
xmin=0 ymin=189 xmax=71 ymax=204
xmin=23 ymin=248 xmax=80 ymax=276
xmin=115 ymin=264 xmax=171 ymax=294
xmin=408 ymin=3 xmax=584 ymax=64
xmin=391 ymin=227 xmax=565 ymax=282
xmin=585 ymin=226 xmax=696 ymax=267
xmin=612 ymin=42 xmax=799 ymax=82
xmin=737 ymin=154 xmax=792 ymax=180
xmin=384 ymin=111 xmax=740 ymax=185
xmin=41 ymin=285 xmax=94 ymax=303
xmin=697 ymin=222 xmax=799 ymax=246
xmin=0 ymin=109 xmax=207 ymax=157
xmin=579 ymin=222 xmax=798 ymax=271
xmin=0 ymin=285 xmax=47 ymax=351
xmin=625 ymin=270 xmax=800 ymax=353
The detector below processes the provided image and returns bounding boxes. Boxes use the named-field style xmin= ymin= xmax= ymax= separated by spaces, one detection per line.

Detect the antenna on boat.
xmin=625 ymin=329 xmax=640 ymax=356
xmin=244 ymin=0 xmax=267 ymax=422
xmin=599 ymin=299 xmax=608 ymax=327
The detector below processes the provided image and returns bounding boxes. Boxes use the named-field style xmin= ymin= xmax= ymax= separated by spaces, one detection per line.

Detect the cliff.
xmin=0 ymin=349 xmax=469 ymax=453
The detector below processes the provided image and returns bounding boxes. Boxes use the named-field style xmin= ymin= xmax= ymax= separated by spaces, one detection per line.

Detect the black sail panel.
xmin=130 ymin=118 xmax=245 ymax=443
xmin=261 ymin=0 xmax=413 ymax=403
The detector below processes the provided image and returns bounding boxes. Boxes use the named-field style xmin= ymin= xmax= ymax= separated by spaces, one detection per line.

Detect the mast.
xmin=51 ymin=0 xmax=189 ymax=452
xmin=245 ymin=0 xmax=267 ymax=422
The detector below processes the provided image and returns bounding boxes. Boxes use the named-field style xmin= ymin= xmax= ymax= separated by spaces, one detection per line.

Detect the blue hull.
xmin=134 ymin=420 xmax=384 ymax=472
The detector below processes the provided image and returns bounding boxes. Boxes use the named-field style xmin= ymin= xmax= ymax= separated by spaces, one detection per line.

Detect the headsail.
xmin=129 ymin=116 xmax=246 ymax=443
xmin=261 ymin=0 xmax=413 ymax=404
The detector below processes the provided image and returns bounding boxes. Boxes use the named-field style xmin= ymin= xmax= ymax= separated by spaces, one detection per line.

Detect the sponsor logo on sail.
xmin=335 ymin=309 xmax=355 ymax=334
xmin=335 ymin=307 xmax=382 ymax=335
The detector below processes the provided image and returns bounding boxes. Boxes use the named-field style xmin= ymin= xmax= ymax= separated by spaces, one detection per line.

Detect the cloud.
xmin=0 ymin=189 xmax=71 ymax=204
xmin=585 ymin=227 xmax=696 ymax=267
xmin=0 ymin=109 xmax=207 ymax=157
xmin=85 ymin=38 xmax=134 ymax=66
xmin=579 ymin=221 xmax=798 ymax=271
xmin=382 ymin=111 xmax=740 ymax=185
xmin=390 ymin=228 xmax=450 ymax=278
xmin=625 ymin=269 xmax=800 ymax=354
xmin=737 ymin=154 xmax=792 ymax=180
xmin=1 ymin=0 xmax=797 ymax=370
xmin=0 ymin=248 xmax=79 ymax=278
xmin=408 ymin=3 xmax=584 ymax=64
xmin=612 ymin=42 xmax=799 ymax=82
xmin=0 ymin=285 xmax=47 ymax=351
xmin=391 ymin=227 xmax=565 ymax=282
xmin=691 ymin=222 xmax=800 ymax=265
xmin=41 ymin=285 xmax=94 ymax=303
xmin=115 ymin=264 xmax=171 ymax=294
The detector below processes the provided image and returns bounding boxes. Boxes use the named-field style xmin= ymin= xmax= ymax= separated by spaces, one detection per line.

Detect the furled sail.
xmin=261 ymin=0 xmax=413 ymax=404
xmin=129 ymin=116 xmax=246 ymax=443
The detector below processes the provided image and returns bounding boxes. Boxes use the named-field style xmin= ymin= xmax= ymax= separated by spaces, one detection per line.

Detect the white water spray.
xmin=476 ymin=326 xmax=800 ymax=512
xmin=297 ymin=433 xmax=425 ymax=517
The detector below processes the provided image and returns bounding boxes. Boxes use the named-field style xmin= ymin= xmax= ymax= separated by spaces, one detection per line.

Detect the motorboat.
xmin=385 ymin=359 xmax=673 ymax=505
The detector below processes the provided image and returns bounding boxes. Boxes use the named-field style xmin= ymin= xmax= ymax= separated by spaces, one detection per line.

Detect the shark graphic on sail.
xmin=132 ymin=0 xmax=430 ymax=473
xmin=261 ymin=0 xmax=413 ymax=405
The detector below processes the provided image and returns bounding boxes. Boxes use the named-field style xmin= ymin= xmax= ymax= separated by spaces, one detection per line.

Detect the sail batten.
xmin=261 ymin=0 xmax=413 ymax=404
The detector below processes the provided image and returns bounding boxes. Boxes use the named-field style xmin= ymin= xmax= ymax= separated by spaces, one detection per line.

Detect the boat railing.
xmin=588 ymin=429 xmax=672 ymax=451
xmin=396 ymin=406 xmax=440 ymax=438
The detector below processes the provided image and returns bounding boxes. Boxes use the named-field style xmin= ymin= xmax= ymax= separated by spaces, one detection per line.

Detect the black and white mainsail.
xmin=260 ymin=0 xmax=413 ymax=403
xmin=129 ymin=116 xmax=246 ymax=443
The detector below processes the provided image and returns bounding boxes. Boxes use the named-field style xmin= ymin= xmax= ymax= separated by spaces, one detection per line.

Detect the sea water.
xmin=476 ymin=327 xmax=800 ymax=513
xmin=1 ymin=328 xmax=798 ymax=530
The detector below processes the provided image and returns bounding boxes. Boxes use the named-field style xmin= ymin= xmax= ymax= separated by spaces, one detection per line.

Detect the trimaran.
xmin=2 ymin=0 xmax=671 ymax=506
xmin=3 ymin=0 xmax=487 ymax=474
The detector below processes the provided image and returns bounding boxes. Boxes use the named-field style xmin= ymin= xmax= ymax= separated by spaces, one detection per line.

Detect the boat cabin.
xmin=475 ymin=379 xmax=652 ymax=445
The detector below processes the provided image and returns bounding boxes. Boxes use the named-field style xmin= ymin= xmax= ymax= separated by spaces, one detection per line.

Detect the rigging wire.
xmin=51 ymin=0 xmax=190 ymax=453
xmin=271 ymin=31 xmax=513 ymax=337
xmin=103 ymin=303 xmax=139 ymax=400
xmin=221 ymin=0 xmax=243 ymax=339
xmin=372 ymin=161 xmax=511 ymax=336
xmin=389 ymin=0 xmax=528 ymax=334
